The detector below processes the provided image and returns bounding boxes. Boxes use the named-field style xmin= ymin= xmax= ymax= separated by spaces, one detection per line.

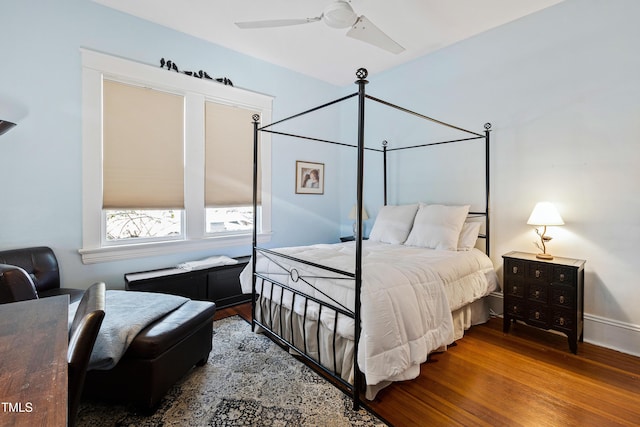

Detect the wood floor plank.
xmin=425 ymin=340 xmax=639 ymax=426
xmin=218 ymin=303 xmax=640 ymax=426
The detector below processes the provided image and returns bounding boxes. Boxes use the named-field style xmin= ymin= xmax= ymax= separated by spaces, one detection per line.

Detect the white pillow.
xmin=457 ymin=221 xmax=482 ymax=251
xmin=369 ymin=204 xmax=419 ymax=244
xmin=405 ymin=204 xmax=470 ymax=251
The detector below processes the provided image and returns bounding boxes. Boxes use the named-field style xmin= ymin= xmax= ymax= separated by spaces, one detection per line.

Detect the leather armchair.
xmin=0 ymin=264 xmax=39 ymax=303
xmin=0 ymin=246 xmax=84 ymax=304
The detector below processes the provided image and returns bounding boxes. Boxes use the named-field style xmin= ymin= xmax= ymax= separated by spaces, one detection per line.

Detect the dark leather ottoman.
xmin=83 ymin=299 xmax=216 ymax=409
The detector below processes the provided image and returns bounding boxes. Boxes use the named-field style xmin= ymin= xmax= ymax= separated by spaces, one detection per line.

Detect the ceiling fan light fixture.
xmin=347 ymin=16 xmax=405 ymax=54
xmin=235 ymin=0 xmax=403 ymax=54
xmin=322 ymin=0 xmax=357 ymax=29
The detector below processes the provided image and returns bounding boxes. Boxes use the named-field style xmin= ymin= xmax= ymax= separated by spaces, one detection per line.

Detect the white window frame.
xmin=79 ymin=49 xmax=272 ymax=264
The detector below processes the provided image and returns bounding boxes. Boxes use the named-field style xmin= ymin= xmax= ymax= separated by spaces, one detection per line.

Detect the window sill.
xmin=79 ymin=233 xmax=271 ymax=264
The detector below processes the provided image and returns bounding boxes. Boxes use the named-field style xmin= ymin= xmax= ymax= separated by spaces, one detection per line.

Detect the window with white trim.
xmin=102 ymin=80 xmax=186 ymax=243
xmin=80 ymin=49 xmax=272 ymax=264
xmin=204 ymin=101 xmax=261 ymax=235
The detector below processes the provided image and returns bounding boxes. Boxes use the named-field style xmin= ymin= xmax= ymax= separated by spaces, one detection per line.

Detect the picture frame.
xmin=295 ymin=161 xmax=324 ymax=194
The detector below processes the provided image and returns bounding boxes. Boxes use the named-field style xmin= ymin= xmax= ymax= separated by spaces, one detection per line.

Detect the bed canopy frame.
xmin=250 ymin=68 xmax=491 ymax=409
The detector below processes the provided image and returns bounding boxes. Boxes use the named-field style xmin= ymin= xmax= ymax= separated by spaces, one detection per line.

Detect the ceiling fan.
xmin=235 ymin=0 xmax=405 ymax=54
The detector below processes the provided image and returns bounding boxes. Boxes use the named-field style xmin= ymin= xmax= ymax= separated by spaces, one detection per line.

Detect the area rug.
xmin=77 ymin=315 xmax=387 ymax=426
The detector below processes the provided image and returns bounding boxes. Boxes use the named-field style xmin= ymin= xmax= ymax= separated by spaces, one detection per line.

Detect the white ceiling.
xmin=94 ymin=0 xmax=564 ymax=86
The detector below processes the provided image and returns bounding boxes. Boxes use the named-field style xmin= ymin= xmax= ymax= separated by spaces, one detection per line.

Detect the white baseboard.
xmin=583 ymin=313 xmax=640 ymax=357
xmin=486 ymin=292 xmax=640 ymax=358
xmin=487 ymin=292 xmax=505 ymax=317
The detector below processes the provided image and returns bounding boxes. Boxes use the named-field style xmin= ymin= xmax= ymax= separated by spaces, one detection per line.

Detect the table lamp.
xmin=348 ymin=204 xmax=368 ymax=239
xmin=527 ymin=201 xmax=564 ymax=260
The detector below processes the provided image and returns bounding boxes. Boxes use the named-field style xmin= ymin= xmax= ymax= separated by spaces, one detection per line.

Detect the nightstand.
xmin=502 ymin=251 xmax=585 ymax=354
xmin=340 ymin=236 xmax=368 ymax=242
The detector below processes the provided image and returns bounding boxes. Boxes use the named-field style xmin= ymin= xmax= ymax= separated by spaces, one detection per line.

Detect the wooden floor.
xmin=215 ymin=303 xmax=640 ymax=427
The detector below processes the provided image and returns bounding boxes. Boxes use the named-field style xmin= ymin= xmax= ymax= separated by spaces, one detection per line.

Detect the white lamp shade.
xmin=348 ymin=204 xmax=369 ymax=220
xmin=527 ymin=202 xmax=564 ymax=226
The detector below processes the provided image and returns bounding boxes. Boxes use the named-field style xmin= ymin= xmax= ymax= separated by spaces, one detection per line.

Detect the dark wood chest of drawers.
xmin=502 ymin=251 xmax=585 ymax=353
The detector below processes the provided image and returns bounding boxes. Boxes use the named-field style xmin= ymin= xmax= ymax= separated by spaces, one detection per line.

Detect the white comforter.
xmin=239 ymin=241 xmax=497 ymax=386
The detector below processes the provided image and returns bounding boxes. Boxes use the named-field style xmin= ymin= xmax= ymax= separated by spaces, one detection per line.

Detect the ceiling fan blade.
xmin=235 ymin=17 xmax=321 ymax=29
xmin=346 ymin=16 xmax=405 ymax=54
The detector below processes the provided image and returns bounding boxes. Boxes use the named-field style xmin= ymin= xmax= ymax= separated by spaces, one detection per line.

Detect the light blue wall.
xmin=0 ymin=0 xmax=343 ymax=289
xmin=2 ymin=0 xmax=639 ymax=355
xmin=340 ymin=0 xmax=640 ymax=354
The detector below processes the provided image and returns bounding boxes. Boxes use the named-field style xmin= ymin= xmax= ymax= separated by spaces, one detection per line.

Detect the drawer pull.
xmin=512 ymin=266 xmax=518 ymax=274
xmin=535 ymin=290 xmax=540 ymax=298
xmin=513 ymin=305 xmax=518 ymax=313
xmin=559 ymin=317 xmax=565 ymax=326
xmin=535 ymin=311 xmax=540 ymax=320
xmin=559 ymin=295 xmax=565 ymax=304
xmin=535 ymin=269 xmax=541 ymax=278
xmin=560 ymin=273 xmax=565 ymax=282
xmin=512 ymin=286 xmax=518 ymax=293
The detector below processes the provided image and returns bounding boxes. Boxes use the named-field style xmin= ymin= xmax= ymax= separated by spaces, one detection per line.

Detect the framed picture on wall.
xmin=295 ymin=161 xmax=324 ymax=194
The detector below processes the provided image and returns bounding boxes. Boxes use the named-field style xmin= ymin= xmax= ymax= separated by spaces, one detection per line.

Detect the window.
xmin=105 ymin=209 xmax=182 ymax=241
xmin=204 ymin=101 xmax=261 ymax=236
xmin=80 ymin=49 xmax=272 ymax=263
xmin=102 ymin=80 xmax=186 ymax=243
xmin=205 ymin=206 xmax=254 ymax=234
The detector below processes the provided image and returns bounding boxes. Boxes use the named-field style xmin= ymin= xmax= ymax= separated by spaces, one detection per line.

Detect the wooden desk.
xmin=0 ymin=296 xmax=68 ymax=426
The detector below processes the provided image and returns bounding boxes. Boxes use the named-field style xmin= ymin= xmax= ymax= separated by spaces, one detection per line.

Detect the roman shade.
xmin=102 ymin=79 xmax=185 ymax=209
xmin=205 ymin=101 xmax=260 ymax=207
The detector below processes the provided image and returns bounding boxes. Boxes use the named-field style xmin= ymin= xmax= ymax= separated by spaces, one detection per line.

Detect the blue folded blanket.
xmin=69 ymin=290 xmax=188 ymax=370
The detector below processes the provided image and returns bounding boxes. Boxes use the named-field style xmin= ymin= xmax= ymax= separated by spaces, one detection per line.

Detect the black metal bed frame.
xmin=250 ymin=68 xmax=491 ymax=409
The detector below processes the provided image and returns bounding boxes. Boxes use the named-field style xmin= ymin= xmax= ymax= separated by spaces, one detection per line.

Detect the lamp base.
xmin=536 ymin=253 xmax=554 ymax=260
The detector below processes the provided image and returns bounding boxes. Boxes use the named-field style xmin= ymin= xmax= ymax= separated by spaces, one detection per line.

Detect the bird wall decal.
xmin=159 ymin=58 xmax=233 ymax=86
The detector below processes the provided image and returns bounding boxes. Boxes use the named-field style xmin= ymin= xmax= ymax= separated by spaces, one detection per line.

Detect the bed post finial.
xmin=355 ymin=68 xmax=368 ymax=82
xmin=252 ymin=114 xmax=260 ymax=124
xmin=484 ymin=122 xmax=492 ymax=131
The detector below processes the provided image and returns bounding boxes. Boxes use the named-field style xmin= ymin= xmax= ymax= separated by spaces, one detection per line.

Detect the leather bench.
xmin=83 ymin=299 xmax=216 ymax=408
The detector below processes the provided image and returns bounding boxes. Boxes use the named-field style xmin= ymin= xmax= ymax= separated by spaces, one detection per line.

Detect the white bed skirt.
xmin=253 ymin=293 xmax=491 ymax=400
xmin=451 ymin=296 xmax=491 ymax=341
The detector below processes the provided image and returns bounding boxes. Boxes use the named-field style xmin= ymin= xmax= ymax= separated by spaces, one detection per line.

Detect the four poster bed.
xmin=239 ymin=68 xmax=497 ymax=408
